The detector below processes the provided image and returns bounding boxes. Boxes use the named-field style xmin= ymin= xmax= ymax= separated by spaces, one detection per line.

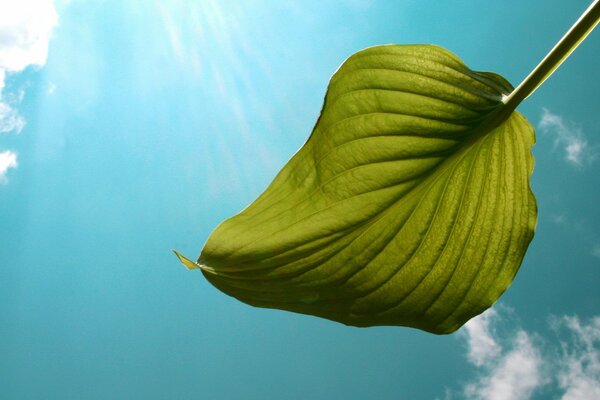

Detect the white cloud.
xmin=539 ymin=108 xmax=597 ymax=167
xmin=592 ymin=245 xmax=600 ymax=259
xmin=555 ymin=316 xmax=600 ymax=400
xmin=0 ymin=0 xmax=58 ymax=73
xmin=462 ymin=316 xmax=544 ymax=400
xmin=463 ymin=309 xmax=502 ymax=367
xmin=0 ymin=0 xmax=58 ymax=130
xmin=456 ymin=310 xmax=600 ymax=400
xmin=0 ymin=149 xmax=17 ymax=183
xmin=0 ymin=0 xmax=58 ymax=182
xmin=0 ymin=99 xmax=25 ymax=133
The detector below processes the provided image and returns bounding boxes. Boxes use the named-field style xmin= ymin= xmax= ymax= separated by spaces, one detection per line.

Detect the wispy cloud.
xmin=463 ymin=309 xmax=502 ymax=367
xmin=0 ymin=0 xmax=58 ymax=182
xmin=554 ymin=316 xmax=600 ymax=400
xmin=539 ymin=108 xmax=597 ymax=167
xmin=0 ymin=97 xmax=25 ymax=133
xmin=461 ymin=309 xmax=544 ymax=400
xmin=0 ymin=149 xmax=17 ymax=183
xmin=464 ymin=330 xmax=544 ymax=400
xmin=454 ymin=309 xmax=600 ymax=399
xmin=0 ymin=0 xmax=58 ymax=131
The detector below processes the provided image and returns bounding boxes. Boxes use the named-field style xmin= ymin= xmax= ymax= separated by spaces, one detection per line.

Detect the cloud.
xmin=461 ymin=310 xmax=544 ymax=400
xmin=0 ymin=98 xmax=25 ymax=133
xmin=464 ymin=331 xmax=543 ymax=400
xmin=455 ymin=310 xmax=600 ymax=400
xmin=0 ymin=0 xmax=58 ymax=73
xmin=463 ymin=309 xmax=502 ymax=367
xmin=0 ymin=149 xmax=17 ymax=183
xmin=0 ymin=0 xmax=58 ymax=182
xmin=539 ymin=108 xmax=597 ymax=167
xmin=555 ymin=316 xmax=600 ymax=400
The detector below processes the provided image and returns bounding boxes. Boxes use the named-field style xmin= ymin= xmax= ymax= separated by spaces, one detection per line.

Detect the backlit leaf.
xmin=180 ymin=45 xmax=537 ymax=334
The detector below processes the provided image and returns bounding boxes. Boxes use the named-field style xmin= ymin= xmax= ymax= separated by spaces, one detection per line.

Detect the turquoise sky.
xmin=1 ymin=1 xmax=599 ymax=399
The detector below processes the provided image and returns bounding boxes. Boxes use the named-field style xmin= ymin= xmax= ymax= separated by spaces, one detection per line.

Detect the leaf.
xmin=183 ymin=44 xmax=537 ymax=334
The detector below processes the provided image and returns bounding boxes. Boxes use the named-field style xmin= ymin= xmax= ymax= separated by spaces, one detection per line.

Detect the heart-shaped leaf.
xmin=177 ymin=44 xmax=537 ymax=334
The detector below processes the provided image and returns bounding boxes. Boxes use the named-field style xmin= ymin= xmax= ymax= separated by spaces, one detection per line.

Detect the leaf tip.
xmin=173 ymin=250 xmax=201 ymax=270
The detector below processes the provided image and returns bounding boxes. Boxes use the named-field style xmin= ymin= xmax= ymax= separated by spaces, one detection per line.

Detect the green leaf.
xmin=181 ymin=44 xmax=537 ymax=334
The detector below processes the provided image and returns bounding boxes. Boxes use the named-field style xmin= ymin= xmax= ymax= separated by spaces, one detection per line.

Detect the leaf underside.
xmin=191 ymin=44 xmax=537 ymax=334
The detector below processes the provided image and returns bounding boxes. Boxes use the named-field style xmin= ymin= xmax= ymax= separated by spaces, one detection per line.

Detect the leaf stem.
xmin=503 ymin=0 xmax=600 ymax=111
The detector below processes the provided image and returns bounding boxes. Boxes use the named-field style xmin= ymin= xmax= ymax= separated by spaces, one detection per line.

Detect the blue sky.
xmin=1 ymin=1 xmax=599 ymax=399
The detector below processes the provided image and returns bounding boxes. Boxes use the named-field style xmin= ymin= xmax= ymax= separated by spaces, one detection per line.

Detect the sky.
xmin=0 ymin=0 xmax=599 ymax=399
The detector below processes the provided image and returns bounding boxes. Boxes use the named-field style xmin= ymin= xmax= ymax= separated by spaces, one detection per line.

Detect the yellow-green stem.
xmin=503 ymin=0 xmax=600 ymax=111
